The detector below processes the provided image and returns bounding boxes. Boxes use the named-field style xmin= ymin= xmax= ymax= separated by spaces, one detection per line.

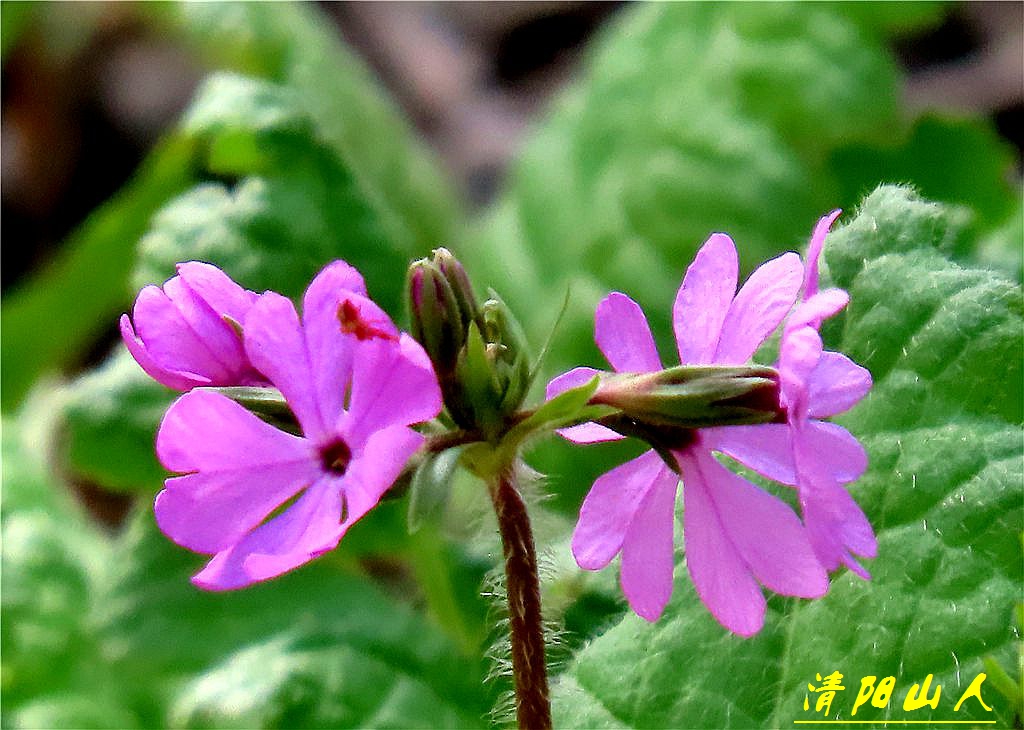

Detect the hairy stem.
xmin=489 ymin=466 xmax=552 ymax=730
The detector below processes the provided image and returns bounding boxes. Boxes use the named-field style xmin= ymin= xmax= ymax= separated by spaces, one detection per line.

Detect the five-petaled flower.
xmin=120 ymin=262 xmax=267 ymax=390
xmin=548 ymin=213 xmax=872 ymax=635
xmin=151 ymin=261 xmax=441 ymax=589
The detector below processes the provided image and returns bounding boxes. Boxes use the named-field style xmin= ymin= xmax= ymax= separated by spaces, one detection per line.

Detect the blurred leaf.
xmin=62 ymin=351 xmax=173 ymax=493
xmin=61 ymin=69 xmax=436 ymax=493
xmin=833 ymin=1 xmax=948 ymax=34
xmin=169 ymin=2 xmax=459 ymax=256
xmin=0 ymin=138 xmax=194 ymax=412
xmin=0 ymin=413 xmax=110 ymax=713
xmin=0 ymin=1 xmax=37 ymax=60
xmin=4 ymin=1 xmax=458 ymax=412
xmin=170 ymin=631 xmax=484 ymax=729
xmin=550 ymin=187 xmax=1023 ymax=728
xmin=974 ymin=197 xmax=1024 ymax=282
xmin=7 ymin=693 xmax=140 ymax=730
xmin=829 ymin=115 xmax=1020 ymax=242
xmin=93 ymin=507 xmax=490 ymax=727
xmin=408 ymin=448 xmax=463 ymax=534
xmin=133 ymin=72 xmax=410 ymax=309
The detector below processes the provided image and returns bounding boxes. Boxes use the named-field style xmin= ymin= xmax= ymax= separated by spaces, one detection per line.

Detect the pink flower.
xmin=120 ymin=262 xmax=267 ymax=390
xmin=153 ymin=261 xmax=442 ymax=590
xmin=706 ymin=212 xmax=877 ymax=577
xmin=549 ymin=234 xmax=829 ymax=635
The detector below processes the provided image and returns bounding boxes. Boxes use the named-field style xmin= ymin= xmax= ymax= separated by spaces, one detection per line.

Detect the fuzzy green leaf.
xmin=91 ymin=507 xmax=491 ymax=728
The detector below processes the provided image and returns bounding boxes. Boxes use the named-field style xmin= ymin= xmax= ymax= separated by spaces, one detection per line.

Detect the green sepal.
xmin=406 ymin=447 xmax=463 ymax=534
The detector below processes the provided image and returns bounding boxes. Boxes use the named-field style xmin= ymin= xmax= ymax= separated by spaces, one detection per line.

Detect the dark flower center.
xmin=320 ymin=438 xmax=352 ymax=474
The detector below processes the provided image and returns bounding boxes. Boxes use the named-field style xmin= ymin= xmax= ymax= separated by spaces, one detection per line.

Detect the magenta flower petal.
xmin=163 ymin=275 xmax=250 ymax=371
xmin=701 ymin=423 xmax=797 ymax=485
xmin=341 ymin=425 xmax=424 ymax=527
xmin=302 ymin=260 xmax=367 ymax=312
xmin=119 ymin=314 xmax=210 ymax=391
xmin=299 ymin=264 xmax=371 ymax=420
xmin=619 ymin=465 xmax=679 ymax=621
xmin=714 ymin=252 xmax=803 ymax=364
xmin=132 ymin=285 xmax=235 ymax=382
xmin=796 ymin=450 xmax=877 ymax=576
xmin=571 ymin=450 xmax=668 ymax=571
xmin=312 ymin=290 xmax=401 ymax=431
xmin=153 ymin=260 xmax=441 ymax=591
xmin=557 ymin=422 xmax=627 ymax=444
xmin=802 ymin=484 xmax=877 ymax=579
xmin=192 ymin=476 xmax=344 ymax=591
xmin=779 ymin=327 xmax=823 ymax=412
xmin=787 ymin=289 xmax=849 ymax=332
xmin=156 ymin=390 xmax=311 ymax=473
xmin=546 ymin=366 xmax=604 ymax=399
xmin=678 ymin=451 xmax=766 ymax=637
xmin=122 ymin=264 xmax=265 ymax=390
xmin=686 ymin=449 xmax=828 ymax=599
xmin=244 ymin=291 xmax=330 ymax=440
xmin=803 ymin=209 xmax=842 ymax=298
xmin=801 ymin=421 xmax=868 ymax=483
xmin=175 ymin=261 xmax=258 ymax=325
xmin=673 ymin=233 xmax=738 ymax=364
xmin=807 ymin=352 xmax=872 ymax=418
xmin=594 ymin=293 xmax=662 ymax=373
xmin=155 ymin=391 xmax=319 ymax=554
xmin=345 ymin=335 xmax=441 ymax=439
xmin=547 ymin=367 xmax=625 ymax=443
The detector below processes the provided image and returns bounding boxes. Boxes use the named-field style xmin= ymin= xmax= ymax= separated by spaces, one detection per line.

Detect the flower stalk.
xmin=488 ymin=465 xmax=552 ymax=730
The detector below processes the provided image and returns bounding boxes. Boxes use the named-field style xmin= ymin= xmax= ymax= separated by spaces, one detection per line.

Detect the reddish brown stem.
xmin=489 ymin=467 xmax=552 ymax=730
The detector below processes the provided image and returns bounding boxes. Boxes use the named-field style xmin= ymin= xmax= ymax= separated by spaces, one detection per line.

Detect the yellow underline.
xmin=793 ymin=721 xmax=996 ymax=725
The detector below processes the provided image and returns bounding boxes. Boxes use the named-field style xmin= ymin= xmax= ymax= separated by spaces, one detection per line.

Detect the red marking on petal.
xmin=337 ymin=300 xmax=397 ymax=341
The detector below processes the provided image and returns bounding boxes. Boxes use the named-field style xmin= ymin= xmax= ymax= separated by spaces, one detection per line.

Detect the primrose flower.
xmin=549 ymin=234 xmax=829 ymax=635
xmin=120 ymin=262 xmax=266 ymax=390
xmin=154 ymin=261 xmax=441 ymax=590
xmin=706 ymin=211 xmax=876 ymax=577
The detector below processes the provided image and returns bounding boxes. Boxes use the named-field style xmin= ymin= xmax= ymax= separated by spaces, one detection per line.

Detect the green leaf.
xmin=0 ymin=137 xmax=194 ymax=411
xmin=829 ymin=115 xmax=1020 ymax=240
xmin=133 ymin=72 xmax=410 ymax=309
xmin=60 ymin=68 xmax=437 ymax=492
xmin=407 ymin=448 xmax=463 ymax=534
xmin=550 ymin=187 xmax=1023 ymax=728
xmin=508 ymin=376 xmax=606 ymax=442
xmin=169 ymin=631 xmax=483 ymax=729
xmin=94 ymin=507 xmax=490 ymax=728
xmin=1 ymin=412 xmax=110 ymax=712
xmin=5 ymin=1 xmax=459 ymax=413
xmin=62 ymin=351 xmax=174 ymax=492
xmin=170 ymin=2 xmax=459 ymax=254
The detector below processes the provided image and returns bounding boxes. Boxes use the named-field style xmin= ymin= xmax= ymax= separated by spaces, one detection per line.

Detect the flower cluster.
xmin=122 ymin=261 xmax=441 ymax=589
xmin=548 ymin=211 xmax=874 ymax=635
xmin=124 ymin=211 xmax=873 ymax=638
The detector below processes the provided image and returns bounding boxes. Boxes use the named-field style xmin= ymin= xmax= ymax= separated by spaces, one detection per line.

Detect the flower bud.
xmin=480 ymin=293 xmax=531 ymax=414
xmin=432 ymin=247 xmax=479 ymax=326
xmin=407 ymin=251 xmax=533 ymax=438
xmin=407 ymin=258 xmax=466 ymax=382
xmin=595 ymin=364 xmax=783 ymax=430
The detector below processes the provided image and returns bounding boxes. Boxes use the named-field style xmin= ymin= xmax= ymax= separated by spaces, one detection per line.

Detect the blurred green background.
xmin=2 ymin=3 xmax=1021 ymax=728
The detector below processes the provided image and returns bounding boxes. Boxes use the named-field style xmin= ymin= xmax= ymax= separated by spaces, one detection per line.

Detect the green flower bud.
xmin=408 ymin=257 xmax=465 ymax=381
xmin=594 ymin=364 xmax=783 ymax=430
xmin=407 ymin=251 xmax=532 ymax=438
xmin=480 ymin=293 xmax=531 ymax=414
